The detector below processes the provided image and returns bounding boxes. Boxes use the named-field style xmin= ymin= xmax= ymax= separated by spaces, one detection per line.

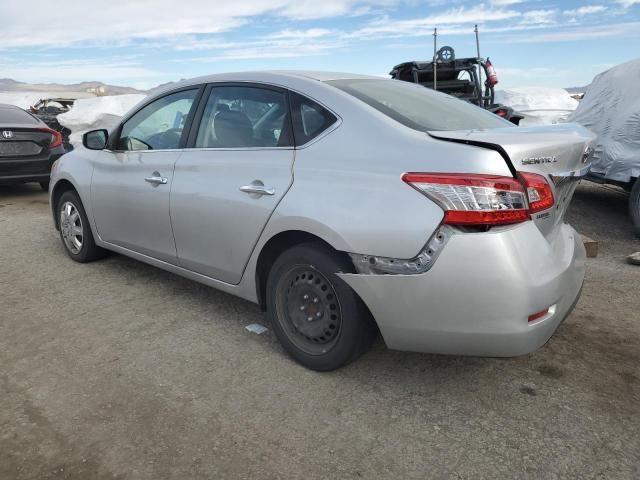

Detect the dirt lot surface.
xmin=1 ymin=182 xmax=639 ymax=479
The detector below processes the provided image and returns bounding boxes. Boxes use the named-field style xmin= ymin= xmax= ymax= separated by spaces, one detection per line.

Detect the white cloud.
xmin=267 ymin=29 xmax=334 ymax=40
xmin=617 ymin=0 xmax=640 ymax=7
xmin=563 ymin=5 xmax=607 ymax=16
xmin=348 ymin=4 xmax=521 ymax=38
xmin=0 ymin=0 xmax=396 ymax=48
xmin=499 ymin=21 xmax=640 ymax=42
xmin=172 ymin=30 xmax=345 ymax=61
xmin=520 ymin=9 xmax=557 ymax=25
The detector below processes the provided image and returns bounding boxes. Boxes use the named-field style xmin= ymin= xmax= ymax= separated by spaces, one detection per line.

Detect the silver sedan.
xmin=49 ymin=71 xmax=595 ymax=371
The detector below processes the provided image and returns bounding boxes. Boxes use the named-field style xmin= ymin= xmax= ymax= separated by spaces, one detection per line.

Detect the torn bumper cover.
xmin=339 ymin=221 xmax=585 ymax=357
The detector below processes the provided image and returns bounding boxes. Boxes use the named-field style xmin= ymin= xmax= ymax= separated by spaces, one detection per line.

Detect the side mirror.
xmin=83 ymin=129 xmax=108 ymax=150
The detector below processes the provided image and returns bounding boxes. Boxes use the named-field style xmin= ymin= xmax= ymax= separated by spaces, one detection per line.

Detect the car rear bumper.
xmin=339 ymin=221 xmax=586 ymax=357
xmin=0 ymin=155 xmax=60 ymax=183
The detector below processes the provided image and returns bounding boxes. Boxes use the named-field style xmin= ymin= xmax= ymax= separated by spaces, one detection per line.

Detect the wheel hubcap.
xmin=60 ymin=201 xmax=83 ymax=254
xmin=276 ymin=266 xmax=342 ymax=354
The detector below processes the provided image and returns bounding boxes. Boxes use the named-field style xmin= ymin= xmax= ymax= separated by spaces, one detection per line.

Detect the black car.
xmin=0 ymin=103 xmax=66 ymax=191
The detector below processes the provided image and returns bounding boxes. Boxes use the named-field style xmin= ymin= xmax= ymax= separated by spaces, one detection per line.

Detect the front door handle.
xmin=240 ymin=185 xmax=276 ymax=196
xmin=145 ymin=175 xmax=168 ymax=185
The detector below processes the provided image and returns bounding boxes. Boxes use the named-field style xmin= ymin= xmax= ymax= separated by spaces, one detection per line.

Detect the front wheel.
xmin=57 ymin=190 xmax=107 ymax=262
xmin=629 ymin=179 xmax=640 ymax=237
xmin=266 ymin=243 xmax=375 ymax=371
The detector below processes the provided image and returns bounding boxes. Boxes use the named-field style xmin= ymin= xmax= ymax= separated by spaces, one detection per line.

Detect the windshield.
xmin=326 ymin=79 xmax=512 ymax=132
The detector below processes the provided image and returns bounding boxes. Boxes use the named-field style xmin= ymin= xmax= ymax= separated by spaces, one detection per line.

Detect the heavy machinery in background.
xmin=390 ymin=26 xmax=523 ymax=125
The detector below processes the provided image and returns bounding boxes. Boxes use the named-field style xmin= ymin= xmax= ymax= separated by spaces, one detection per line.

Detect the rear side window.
xmin=0 ymin=106 xmax=39 ymax=125
xmin=290 ymin=93 xmax=337 ymax=145
xmin=326 ymin=79 xmax=511 ymax=132
xmin=195 ymin=86 xmax=291 ymax=148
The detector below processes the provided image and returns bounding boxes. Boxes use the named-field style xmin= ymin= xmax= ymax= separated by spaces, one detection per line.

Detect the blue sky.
xmin=1 ymin=0 xmax=639 ymax=89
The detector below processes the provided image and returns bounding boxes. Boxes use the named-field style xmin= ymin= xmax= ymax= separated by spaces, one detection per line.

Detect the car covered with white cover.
xmin=569 ymin=59 xmax=640 ymax=235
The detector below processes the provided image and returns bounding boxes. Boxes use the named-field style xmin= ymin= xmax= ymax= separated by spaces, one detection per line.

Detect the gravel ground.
xmin=1 ymin=181 xmax=639 ymax=479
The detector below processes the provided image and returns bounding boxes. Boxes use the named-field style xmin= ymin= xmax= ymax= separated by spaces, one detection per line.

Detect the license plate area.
xmin=0 ymin=141 xmax=43 ymax=157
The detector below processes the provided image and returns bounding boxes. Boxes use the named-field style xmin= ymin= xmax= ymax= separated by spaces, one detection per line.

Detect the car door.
xmin=171 ymin=84 xmax=295 ymax=284
xmin=91 ymin=88 xmax=200 ymax=264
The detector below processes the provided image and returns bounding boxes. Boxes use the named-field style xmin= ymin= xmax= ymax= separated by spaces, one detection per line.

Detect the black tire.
xmin=266 ymin=243 xmax=375 ymax=371
xmin=40 ymin=181 xmax=50 ymax=192
xmin=57 ymin=190 xmax=107 ymax=263
xmin=630 ymin=179 xmax=640 ymax=237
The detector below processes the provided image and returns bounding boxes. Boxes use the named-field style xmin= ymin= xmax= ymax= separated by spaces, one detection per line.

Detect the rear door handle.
xmin=145 ymin=176 xmax=168 ymax=185
xmin=240 ymin=185 xmax=275 ymax=196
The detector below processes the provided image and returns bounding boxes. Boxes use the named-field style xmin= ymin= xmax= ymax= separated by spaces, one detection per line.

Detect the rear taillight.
xmin=402 ymin=171 xmax=555 ymax=227
xmin=402 ymin=173 xmax=529 ymax=226
xmin=518 ymin=172 xmax=554 ymax=213
xmin=38 ymin=128 xmax=63 ymax=149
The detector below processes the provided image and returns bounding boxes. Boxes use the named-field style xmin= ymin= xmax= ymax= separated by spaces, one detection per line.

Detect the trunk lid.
xmin=429 ymin=123 xmax=596 ymax=236
xmin=0 ymin=125 xmax=51 ymax=159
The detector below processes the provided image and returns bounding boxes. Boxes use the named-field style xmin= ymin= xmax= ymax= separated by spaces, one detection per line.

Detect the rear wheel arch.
xmin=255 ymin=230 xmax=356 ymax=312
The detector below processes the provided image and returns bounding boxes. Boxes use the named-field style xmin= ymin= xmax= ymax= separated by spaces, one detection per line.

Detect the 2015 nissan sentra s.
xmin=49 ymin=71 xmax=595 ymax=371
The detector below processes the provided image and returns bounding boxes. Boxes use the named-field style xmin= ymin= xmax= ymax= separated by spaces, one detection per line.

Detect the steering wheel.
xmin=146 ymin=128 xmax=182 ymax=150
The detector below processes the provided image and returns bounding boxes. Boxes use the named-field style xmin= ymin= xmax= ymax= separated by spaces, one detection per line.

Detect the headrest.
xmin=213 ymin=110 xmax=253 ymax=148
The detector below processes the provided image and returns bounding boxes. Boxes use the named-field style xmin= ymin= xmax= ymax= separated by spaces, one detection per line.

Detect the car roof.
xmin=149 ymin=71 xmax=384 ymax=98
xmin=0 ymin=103 xmax=25 ymax=110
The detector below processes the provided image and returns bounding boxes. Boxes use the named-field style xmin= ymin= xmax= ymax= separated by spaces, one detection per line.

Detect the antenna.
xmin=474 ymin=24 xmax=483 ymax=104
xmin=433 ymin=28 xmax=438 ymax=91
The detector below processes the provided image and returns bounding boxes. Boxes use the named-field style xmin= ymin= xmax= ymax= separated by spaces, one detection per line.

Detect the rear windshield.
xmin=0 ymin=106 xmax=39 ymax=125
xmin=326 ymin=79 xmax=512 ymax=132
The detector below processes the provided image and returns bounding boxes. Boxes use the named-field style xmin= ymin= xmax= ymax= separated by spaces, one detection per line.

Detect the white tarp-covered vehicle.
xmin=495 ymin=87 xmax=578 ymax=126
xmin=568 ymin=59 xmax=640 ymax=235
xmin=57 ymin=94 xmax=146 ymax=147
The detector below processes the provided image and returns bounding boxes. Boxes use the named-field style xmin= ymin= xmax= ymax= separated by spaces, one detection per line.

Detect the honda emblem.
xmin=1 ymin=130 xmax=13 ymax=139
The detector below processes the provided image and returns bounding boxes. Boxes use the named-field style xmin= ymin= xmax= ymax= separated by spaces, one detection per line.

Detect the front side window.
xmin=195 ymin=86 xmax=290 ymax=148
xmin=290 ymin=92 xmax=337 ymax=145
xmin=118 ymin=89 xmax=197 ymax=151
xmin=326 ymin=79 xmax=512 ymax=132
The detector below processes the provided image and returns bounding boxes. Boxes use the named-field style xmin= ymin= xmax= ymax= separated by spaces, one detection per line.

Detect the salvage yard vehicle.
xmin=390 ymin=47 xmax=522 ymax=124
xmin=568 ymin=59 xmax=640 ymax=236
xmin=29 ymin=98 xmax=75 ymax=150
xmin=49 ymin=71 xmax=594 ymax=371
xmin=390 ymin=26 xmax=523 ymax=125
xmin=0 ymin=103 xmax=66 ymax=191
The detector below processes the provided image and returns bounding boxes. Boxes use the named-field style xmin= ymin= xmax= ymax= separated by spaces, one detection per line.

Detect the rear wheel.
xmin=266 ymin=243 xmax=375 ymax=371
xmin=57 ymin=190 xmax=106 ymax=262
xmin=630 ymin=179 xmax=640 ymax=237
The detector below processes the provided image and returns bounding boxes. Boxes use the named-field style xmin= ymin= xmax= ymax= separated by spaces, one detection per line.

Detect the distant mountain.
xmin=0 ymin=78 xmax=145 ymax=95
xmin=146 ymin=79 xmax=189 ymax=96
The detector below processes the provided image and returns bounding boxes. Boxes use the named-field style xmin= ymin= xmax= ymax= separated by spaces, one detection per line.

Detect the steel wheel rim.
xmin=275 ymin=265 xmax=342 ymax=355
xmin=60 ymin=201 xmax=83 ymax=254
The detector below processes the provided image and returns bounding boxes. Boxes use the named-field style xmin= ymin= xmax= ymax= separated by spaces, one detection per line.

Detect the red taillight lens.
xmin=518 ymin=172 xmax=554 ymax=213
xmin=495 ymin=108 xmax=508 ymax=118
xmin=38 ymin=128 xmax=63 ymax=149
xmin=402 ymin=173 xmax=530 ymax=226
